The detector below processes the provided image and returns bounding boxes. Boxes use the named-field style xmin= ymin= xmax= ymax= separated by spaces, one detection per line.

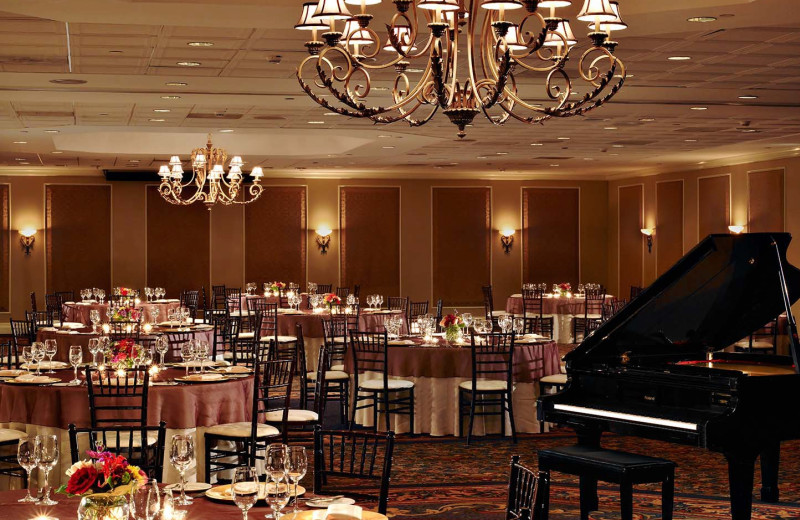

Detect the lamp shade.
xmin=295 ymin=2 xmax=328 ymax=30
xmin=418 ymin=0 xmax=461 ymax=12
xmin=158 ymin=165 xmax=171 ymax=177
xmin=500 ymin=24 xmax=528 ymax=51
xmin=538 ymin=0 xmax=572 ymax=7
xmin=543 ymin=20 xmax=577 ymax=47
xmin=576 ymin=0 xmax=616 ymax=22
xmin=314 ymin=0 xmax=352 ymax=21
xmin=383 ymin=26 xmax=417 ymax=52
xmin=344 ymin=0 xmax=381 ymax=4
xmin=342 ymin=19 xmax=375 ymax=45
xmin=481 ymin=0 xmax=523 ymax=10
xmin=599 ymin=1 xmax=627 ymax=31
xmin=250 ymin=167 xmax=264 ymax=179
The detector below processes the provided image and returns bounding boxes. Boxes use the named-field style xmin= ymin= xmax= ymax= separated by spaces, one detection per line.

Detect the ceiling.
xmin=0 ymin=0 xmax=799 ymax=179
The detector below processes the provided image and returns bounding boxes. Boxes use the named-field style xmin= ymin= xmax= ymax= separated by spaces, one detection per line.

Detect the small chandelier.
xmin=295 ymin=0 xmax=628 ymax=137
xmin=157 ymin=134 xmax=264 ymax=208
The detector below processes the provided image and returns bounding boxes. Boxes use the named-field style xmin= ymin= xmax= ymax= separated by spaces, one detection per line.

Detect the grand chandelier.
xmin=157 ymin=134 xmax=264 ymax=208
xmin=295 ymin=0 xmax=627 ymax=137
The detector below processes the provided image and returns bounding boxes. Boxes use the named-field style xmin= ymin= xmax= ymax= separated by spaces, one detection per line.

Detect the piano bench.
xmin=538 ymin=445 xmax=675 ymax=520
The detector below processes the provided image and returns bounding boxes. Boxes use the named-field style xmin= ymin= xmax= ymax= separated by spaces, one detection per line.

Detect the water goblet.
xmin=43 ymin=339 xmax=57 ymax=373
xmin=90 ymin=309 xmax=101 ymax=333
xmin=69 ymin=345 xmax=83 ymax=385
xmin=21 ymin=346 xmax=33 ymax=370
xmin=35 ymin=434 xmax=59 ymax=505
xmin=461 ymin=312 xmax=473 ymax=333
xmin=169 ymin=434 xmax=195 ymax=506
xmin=378 ymin=295 xmax=384 ymax=309
xmin=31 ymin=342 xmax=46 ymax=375
xmin=130 ymin=478 xmax=160 ymax=520
xmin=231 ymin=466 xmax=260 ymax=520
xmin=513 ymin=317 xmax=525 ymax=336
xmin=155 ymin=336 xmax=169 ymax=367
xmin=16 ymin=438 xmax=38 ymax=503
xmin=180 ymin=341 xmax=194 ymax=376
xmin=88 ymin=338 xmax=101 ymax=366
xmin=287 ymin=446 xmax=307 ymax=515
xmin=267 ymin=476 xmax=290 ymax=520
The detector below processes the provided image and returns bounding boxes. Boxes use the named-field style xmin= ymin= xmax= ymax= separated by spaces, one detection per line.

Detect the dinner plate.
xmin=305 ymin=497 xmax=356 ymax=508
xmin=204 ymin=483 xmax=305 ymax=502
xmin=21 ymin=361 xmax=69 ymax=370
xmin=165 ymin=482 xmax=211 ymax=493
xmin=5 ymin=377 xmax=61 ymax=385
xmin=214 ymin=365 xmax=253 ymax=375
xmin=0 ymin=369 xmax=28 ymax=377
xmin=175 ymin=375 xmax=229 ymax=384
xmin=281 ymin=511 xmax=386 ymax=520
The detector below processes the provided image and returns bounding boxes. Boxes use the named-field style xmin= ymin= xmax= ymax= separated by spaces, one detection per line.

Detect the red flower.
xmin=102 ymin=454 xmax=129 ymax=484
xmin=66 ymin=465 xmax=99 ymax=495
xmin=440 ymin=314 xmax=461 ymax=328
xmin=120 ymin=288 xmax=129 ymax=296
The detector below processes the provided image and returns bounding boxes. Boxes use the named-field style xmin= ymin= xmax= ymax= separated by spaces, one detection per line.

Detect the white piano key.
xmin=552 ymin=404 xmax=698 ymax=431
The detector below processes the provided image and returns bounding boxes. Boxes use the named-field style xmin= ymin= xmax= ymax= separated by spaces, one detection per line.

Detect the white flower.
xmin=65 ymin=460 xmax=93 ymax=477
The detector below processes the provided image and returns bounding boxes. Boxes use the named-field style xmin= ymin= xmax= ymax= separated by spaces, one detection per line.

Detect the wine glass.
xmin=155 ymin=336 xmax=169 ymax=367
xmin=231 ymin=466 xmax=260 ymax=520
xmin=498 ymin=315 xmax=512 ymax=334
xmin=88 ymin=338 xmax=102 ymax=366
xmin=197 ymin=340 xmax=210 ymax=373
xmin=43 ymin=339 xmax=57 ymax=373
xmin=90 ymin=309 xmax=101 ymax=333
xmin=180 ymin=342 xmax=194 ymax=376
xmin=31 ymin=342 xmax=46 ymax=375
xmin=69 ymin=345 xmax=83 ymax=385
xmin=461 ymin=312 xmax=473 ymax=333
xmin=378 ymin=295 xmax=384 ymax=309
xmin=21 ymin=346 xmax=32 ymax=370
xmin=97 ymin=289 xmax=105 ymax=304
xmin=169 ymin=434 xmax=195 ymax=506
xmin=16 ymin=438 xmax=38 ymax=503
xmin=513 ymin=317 xmax=525 ymax=336
xmin=267 ymin=478 xmax=290 ymax=520
xmin=35 ymin=434 xmax=59 ymax=505
xmin=287 ymin=446 xmax=307 ymax=515
xmin=130 ymin=478 xmax=160 ymax=520
xmin=265 ymin=444 xmax=288 ymax=518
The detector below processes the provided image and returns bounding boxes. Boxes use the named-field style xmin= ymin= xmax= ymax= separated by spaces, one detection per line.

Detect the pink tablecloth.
xmin=505 ymin=294 xmax=612 ymax=315
xmin=276 ymin=309 xmax=407 ymax=338
xmin=62 ymin=300 xmax=181 ymax=325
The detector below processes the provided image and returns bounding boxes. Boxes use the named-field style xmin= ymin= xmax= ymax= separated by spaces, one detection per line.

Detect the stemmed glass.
xmin=69 ymin=345 xmax=83 ymax=385
xmin=144 ymin=287 xmax=153 ymax=302
xmin=90 ymin=309 xmax=101 ymax=333
xmin=16 ymin=438 xmax=38 ymax=503
xmin=231 ymin=466 xmax=260 ymax=520
xmin=130 ymin=478 xmax=160 ymax=520
xmin=461 ymin=312 xmax=473 ymax=334
xmin=21 ymin=346 xmax=32 ymax=371
xmin=31 ymin=342 xmax=46 ymax=375
xmin=287 ymin=446 xmax=307 ymax=515
xmin=35 ymin=434 xmax=59 ymax=505
xmin=43 ymin=339 xmax=57 ymax=373
xmin=498 ymin=315 xmax=512 ymax=334
xmin=88 ymin=338 xmax=102 ymax=366
xmin=155 ymin=336 xmax=169 ymax=367
xmin=97 ymin=289 xmax=105 ymax=304
xmin=196 ymin=340 xmax=210 ymax=373
xmin=180 ymin=342 xmax=194 ymax=376
xmin=169 ymin=434 xmax=195 ymax=506
xmin=377 ymin=295 xmax=384 ymax=309
xmin=513 ymin=317 xmax=525 ymax=336
xmin=265 ymin=444 xmax=289 ymax=519
xmin=149 ymin=306 xmax=160 ymax=325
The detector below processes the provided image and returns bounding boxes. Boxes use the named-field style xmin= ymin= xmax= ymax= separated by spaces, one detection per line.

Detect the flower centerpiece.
xmin=111 ymin=304 xmax=140 ymax=322
xmin=323 ymin=293 xmax=341 ymax=311
xmin=557 ymin=282 xmax=572 ymax=297
xmin=58 ymin=448 xmax=147 ymax=520
xmin=104 ymin=339 xmax=143 ymax=370
xmin=440 ymin=313 xmax=465 ymax=344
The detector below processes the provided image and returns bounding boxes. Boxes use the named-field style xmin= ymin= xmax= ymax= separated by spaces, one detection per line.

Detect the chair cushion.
xmin=750 ymin=341 xmax=775 ymax=350
xmin=331 ymin=363 xmax=345 ymax=371
xmin=540 ymin=374 xmax=568 ymax=385
xmin=332 ymin=337 xmax=347 ymax=344
xmin=102 ymin=431 xmax=159 ymax=448
xmin=307 ymin=370 xmax=349 ymax=381
xmin=265 ymin=409 xmax=319 ymax=423
xmin=458 ymin=380 xmax=509 ymax=392
xmin=205 ymin=422 xmax=280 ymax=438
xmin=491 ymin=311 xmax=507 ymax=317
xmin=259 ymin=335 xmax=297 ymax=343
xmin=359 ymin=378 xmax=414 ymax=390
xmin=237 ymin=332 xmax=255 ymax=339
xmin=0 ymin=429 xmax=25 ymax=443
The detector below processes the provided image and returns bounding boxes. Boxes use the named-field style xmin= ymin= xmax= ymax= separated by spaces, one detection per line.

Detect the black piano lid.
xmin=567 ymin=233 xmax=800 ymax=366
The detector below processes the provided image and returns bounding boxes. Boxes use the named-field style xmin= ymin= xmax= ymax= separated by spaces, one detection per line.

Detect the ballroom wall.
xmin=607 ymin=156 xmax=800 ymax=299
xmin=0 ymin=175 xmax=608 ymax=318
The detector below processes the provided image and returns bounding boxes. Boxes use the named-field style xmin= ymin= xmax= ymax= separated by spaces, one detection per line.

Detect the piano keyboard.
xmin=552 ymin=404 xmax=698 ymax=431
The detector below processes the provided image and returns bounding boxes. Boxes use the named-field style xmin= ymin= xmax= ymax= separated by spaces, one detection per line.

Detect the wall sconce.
xmin=728 ymin=225 xmax=745 ymax=234
xmin=500 ymin=229 xmax=515 ymax=254
xmin=640 ymin=228 xmax=654 ymax=253
xmin=316 ymin=227 xmax=332 ymax=254
xmin=19 ymin=228 xmax=37 ymax=255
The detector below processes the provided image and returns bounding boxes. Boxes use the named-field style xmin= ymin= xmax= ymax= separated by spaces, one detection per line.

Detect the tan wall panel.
xmin=656 ymin=181 xmax=683 ymax=275
xmin=146 ymin=186 xmax=209 ymax=297
xmin=522 ymin=187 xmax=580 ymax=286
xmin=698 ymin=175 xmax=730 ymax=239
xmin=245 ymin=186 xmax=306 ymax=287
xmin=46 ymin=185 xmax=111 ymax=293
xmin=748 ymin=169 xmax=784 ymax=232
xmin=618 ymin=185 xmax=643 ymax=297
xmin=0 ymin=185 xmax=8 ymax=312
xmin=340 ymin=187 xmax=400 ymax=296
xmin=432 ymin=187 xmax=491 ymax=306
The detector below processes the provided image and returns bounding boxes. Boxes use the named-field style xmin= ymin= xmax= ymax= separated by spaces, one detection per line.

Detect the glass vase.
xmin=78 ymin=493 xmax=130 ymax=520
xmin=445 ymin=326 xmax=461 ymax=344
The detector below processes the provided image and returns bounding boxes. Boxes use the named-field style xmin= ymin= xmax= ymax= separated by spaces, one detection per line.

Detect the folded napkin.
xmin=64 ymin=301 xmax=75 ymax=305
xmin=183 ymin=373 xmax=224 ymax=381
xmin=34 ymin=361 xmax=67 ymax=369
xmin=14 ymin=374 xmax=53 ymax=383
xmin=178 ymin=360 xmax=217 ymax=367
xmin=388 ymin=339 xmax=415 ymax=345
xmin=61 ymin=322 xmax=85 ymax=329
xmin=219 ymin=365 xmax=251 ymax=374
xmin=38 ymin=327 xmax=57 ymax=332
xmin=314 ymin=505 xmax=362 ymax=520
xmin=57 ymin=330 xmax=79 ymax=335
xmin=0 ymin=369 xmax=27 ymax=377
xmin=511 ymin=293 xmax=522 ymax=298
xmin=524 ymin=333 xmax=546 ymax=340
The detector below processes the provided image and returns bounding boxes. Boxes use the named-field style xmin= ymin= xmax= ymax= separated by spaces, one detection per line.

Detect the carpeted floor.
xmin=319 ymin=430 xmax=800 ymax=520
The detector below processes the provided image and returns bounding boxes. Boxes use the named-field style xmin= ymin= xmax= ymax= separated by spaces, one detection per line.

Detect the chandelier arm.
xmin=480 ymin=44 xmax=513 ymax=109
xmin=348 ymin=9 xmax=435 ymax=70
xmin=430 ymin=42 xmax=449 ymax=108
xmin=546 ymin=72 xmax=625 ymax=118
xmin=345 ymin=66 xmax=373 ymax=101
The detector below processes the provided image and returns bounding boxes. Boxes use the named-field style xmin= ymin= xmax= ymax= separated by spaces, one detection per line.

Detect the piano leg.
xmin=724 ymin=450 xmax=758 ymax=520
xmin=576 ymin=427 xmax=602 ymax=517
xmin=759 ymin=441 xmax=780 ymax=503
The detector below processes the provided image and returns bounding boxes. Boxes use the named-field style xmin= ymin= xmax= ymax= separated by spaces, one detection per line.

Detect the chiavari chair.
xmin=506 ymin=455 xmax=550 ymax=520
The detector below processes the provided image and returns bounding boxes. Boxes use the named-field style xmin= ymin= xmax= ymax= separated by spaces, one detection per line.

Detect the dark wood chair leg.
xmin=620 ymin=480 xmax=633 ymax=520
xmin=506 ymin=391 xmax=517 ymax=444
xmin=408 ymin=387 xmax=415 ymax=435
xmin=458 ymin=391 xmax=464 ymax=438
xmin=467 ymin=393 xmax=476 ymax=446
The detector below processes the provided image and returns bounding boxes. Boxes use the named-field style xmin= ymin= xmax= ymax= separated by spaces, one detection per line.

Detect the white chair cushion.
xmin=359 ymin=378 xmax=414 ymax=390
xmin=259 ymin=335 xmax=297 ymax=343
xmin=586 ymin=314 xmax=602 ymax=319
xmin=265 ymin=409 xmax=319 ymax=423
xmin=102 ymin=431 xmax=159 ymax=448
xmin=458 ymin=380 xmax=509 ymax=392
xmin=540 ymin=374 xmax=568 ymax=385
xmin=237 ymin=332 xmax=255 ymax=339
xmin=522 ymin=312 xmax=555 ymax=319
xmin=0 ymin=429 xmax=25 ymax=443
xmin=206 ymin=422 xmax=280 ymax=438
xmin=331 ymin=363 xmax=345 ymax=371
xmin=491 ymin=311 xmax=507 ymax=317
xmin=307 ymin=370 xmax=349 ymax=381
xmin=750 ymin=341 xmax=775 ymax=350
xmin=194 ymin=318 xmax=206 ymax=324
xmin=332 ymin=337 xmax=347 ymax=344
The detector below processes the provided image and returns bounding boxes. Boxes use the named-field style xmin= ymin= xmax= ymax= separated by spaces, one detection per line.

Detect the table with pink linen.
xmin=62 ymin=299 xmax=181 ymax=326
xmin=346 ymin=337 xmax=560 ymax=436
xmin=505 ymin=293 xmax=613 ymax=343
xmin=0 ymin=368 xmax=252 ymax=489
xmin=229 ymin=292 xmax=310 ymax=311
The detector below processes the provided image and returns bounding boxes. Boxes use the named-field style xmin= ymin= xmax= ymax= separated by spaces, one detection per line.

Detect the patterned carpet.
xmin=361 ymin=430 xmax=800 ymax=520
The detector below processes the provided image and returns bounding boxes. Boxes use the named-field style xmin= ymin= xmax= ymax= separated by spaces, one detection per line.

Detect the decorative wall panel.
xmin=748 ymin=169 xmax=784 ymax=232
xmin=0 ymin=185 xmax=8 ymax=312
xmin=522 ymin=187 xmax=579 ymax=286
xmin=46 ymin=185 xmax=111 ymax=293
xmin=245 ymin=186 xmax=306 ymax=287
xmin=656 ymin=181 xmax=683 ymax=275
xmin=432 ymin=187 xmax=491 ymax=307
xmin=146 ymin=186 xmax=210 ymax=298
xmin=698 ymin=175 xmax=730 ymax=239
xmin=340 ymin=187 xmax=400 ymax=297
xmin=618 ymin=185 xmax=643 ymax=298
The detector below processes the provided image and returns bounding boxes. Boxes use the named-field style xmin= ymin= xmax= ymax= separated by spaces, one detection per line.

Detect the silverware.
xmin=306 ymin=495 xmax=345 ymax=503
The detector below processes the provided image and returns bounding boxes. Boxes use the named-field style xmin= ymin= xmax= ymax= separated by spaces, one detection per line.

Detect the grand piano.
xmin=538 ymin=233 xmax=800 ymax=520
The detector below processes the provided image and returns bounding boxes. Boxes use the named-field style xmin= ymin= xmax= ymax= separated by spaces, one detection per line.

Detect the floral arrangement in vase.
xmin=58 ymin=447 xmax=147 ymax=497
xmin=104 ymin=339 xmax=143 ymax=369
xmin=111 ymin=305 xmax=140 ymax=322
xmin=323 ymin=293 xmax=341 ymax=310
xmin=557 ymin=282 xmax=572 ymax=297
xmin=440 ymin=313 xmax=465 ymax=344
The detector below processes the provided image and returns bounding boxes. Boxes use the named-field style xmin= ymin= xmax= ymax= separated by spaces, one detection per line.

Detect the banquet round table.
xmin=505 ymin=293 xmax=614 ymax=343
xmin=62 ymin=299 xmax=181 ymax=326
xmin=344 ymin=335 xmax=560 ymax=436
xmin=0 ymin=367 xmax=252 ymax=489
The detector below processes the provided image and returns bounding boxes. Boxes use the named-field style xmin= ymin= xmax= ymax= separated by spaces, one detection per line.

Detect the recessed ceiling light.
xmin=177 ymin=61 xmax=201 ymax=67
xmin=19 ymin=162 xmax=29 ymax=165
xmin=615 ymin=73 xmax=634 ymax=78
xmin=44 ymin=129 xmax=60 ymax=134
xmin=612 ymin=144 xmax=624 ymax=148
xmin=382 ymin=146 xmax=395 ymax=149
xmin=153 ymin=109 xmax=171 ymax=113
xmin=691 ymin=106 xmax=708 ymax=110
xmin=530 ymin=143 xmax=543 ymax=146
xmin=668 ymin=56 xmax=692 ymax=61
xmin=219 ymin=129 xmax=234 ymax=133
xmin=639 ymin=117 xmax=655 ymax=122
xmin=685 ymin=139 xmax=698 ymax=142
xmin=738 ymin=95 xmax=758 ymax=100
xmin=738 ymin=128 xmax=760 ymax=133
xmin=604 ymin=126 xmax=618 ymax=130
xmin=496 ymin=152 xmax=509 ymax=155
xmin=307 ymin=121 xmax=325 ymax=124
xmin=557 ymin=137 xmax=571 ymax=140
xmin=324 ymin=112 xmax=339 ymax=116
xmin=165 ymin=82 xmax=188 ymax=87
xmin=13 ymin=141 xmax=27 ymax=144
xmin=161 ymin=95 xmax=181 ymax=100
xmin=687 ymin=16 xmax=717 ymax=23
xmin=51 ymin=151 xmax=63 ymax=154
xmin=378 ymin=135 xmax=392 ymax=138
xmin=476 ymin=156 xmax=488 ymax=159
xmin=583 ymin=157 xmax=594 ymax=161
xmin=14 ymin=158 xmax=25 ymax=161
xmin=549 ymin=164 xmax=559 ymax=167
xmin=149 ymin=118 xmax=166 ymax=122
xmin=188 ymin=41 xmax=214 ymax=47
